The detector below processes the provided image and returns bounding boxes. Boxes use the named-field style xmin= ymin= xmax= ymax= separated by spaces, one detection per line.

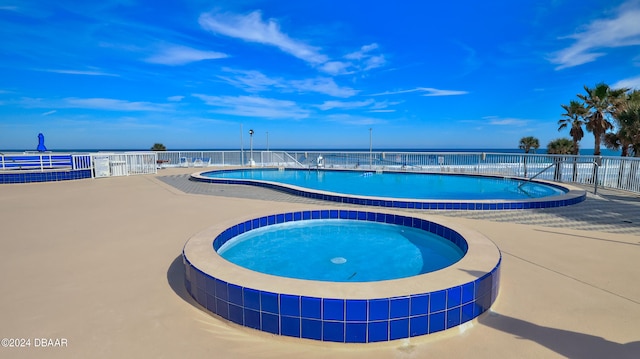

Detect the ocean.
xmin=5 ymin=148 xmax=619 ymax=156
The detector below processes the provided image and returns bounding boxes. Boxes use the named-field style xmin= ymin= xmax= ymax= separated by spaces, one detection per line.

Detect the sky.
xmin=1 ymin=0 xmax=640 ymax=151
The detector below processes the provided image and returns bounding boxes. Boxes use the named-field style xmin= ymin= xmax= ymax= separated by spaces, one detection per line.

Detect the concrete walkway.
xmin=1 ymin=167 xmax=639 ymax=358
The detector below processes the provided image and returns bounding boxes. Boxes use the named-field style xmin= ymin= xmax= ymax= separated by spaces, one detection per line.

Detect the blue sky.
xmin=1 ymin=0 xmax=639 ymax=151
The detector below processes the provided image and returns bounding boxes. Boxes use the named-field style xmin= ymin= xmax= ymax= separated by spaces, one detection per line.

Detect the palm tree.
xmin=603 ymin=132 xmax=629 ymax=156
xmin=621 ymin=109 xmax=640 ymax=156
xmin=547 ymin=138 xmax=574 ymax=181
xmin=151 ymin=143 xmax=167 ymax=151
xmin=547 ymin=138 xmax=575 ymax=154
xmin=617 ymin=90 xmax=640 ymax=156
xmin=519 ymin=136 xmax=540 ymax=153
xmin=518 ymin=136 xmax=540 ymax=177
xmin=615 ymin=92 xmax=640 ymax=187
xmin=558 ymin=100 xmax=587 ymax=181
xmin=578 ymin=83 xmax=629 ymax=156
xmin=604 ymin=90 xmax=640 ymax=186
xmin=558 ymin=100 xmax=587 ymax=155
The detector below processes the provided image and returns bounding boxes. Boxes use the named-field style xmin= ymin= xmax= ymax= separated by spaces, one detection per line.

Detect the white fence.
xmin=0 ymin=153 xmax=94 ymax=171
xmin=92 ymin=152 xmax=157 ymax=177
xmin=6 ymin=150 xmax=640 ymax=192
xmin=0 ymin=152 xmax=157 ymax=178
xmin=155 ymin=150 xmax=640 ymax=194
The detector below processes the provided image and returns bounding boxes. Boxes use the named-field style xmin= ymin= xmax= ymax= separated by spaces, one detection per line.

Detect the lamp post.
xmin=266 ymin=131 xmax=269 ymax=165
xmin=369 ymin=128 xmax=372 ymax=169
xmin=249 ymin=129 xmax=255 ymax=166
xmin=240 ymin=124 xmax=244 ymax=165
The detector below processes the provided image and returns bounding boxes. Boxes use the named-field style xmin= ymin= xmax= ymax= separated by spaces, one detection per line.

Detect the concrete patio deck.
xmin=1 ymin=167 xmax=638 ymax=358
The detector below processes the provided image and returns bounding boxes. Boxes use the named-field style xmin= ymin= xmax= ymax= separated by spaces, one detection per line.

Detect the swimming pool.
xmin=217 ymin=219 xmax=465 ymax=282
xmin=183 ymin=209 xmax=501 ymax=342
xmin=191 ymin=168 xmax=586 ymax=210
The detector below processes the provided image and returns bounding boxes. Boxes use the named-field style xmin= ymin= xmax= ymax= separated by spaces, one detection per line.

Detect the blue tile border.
xmin=190 ymin=168 xmax=586 ymax=211
xmin=0 ymin=169 xmax=92 ymax=184
xmin=183 ymin=210 xmax=501 ymax=343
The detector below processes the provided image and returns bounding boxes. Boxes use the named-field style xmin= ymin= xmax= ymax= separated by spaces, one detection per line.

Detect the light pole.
xmin=240 ymin=124 xmax=244 ymax=165
xmin=369 ymin=128 xmax=372 ymax=169
xmin=249 ymin=129 xmax=255 ymax=166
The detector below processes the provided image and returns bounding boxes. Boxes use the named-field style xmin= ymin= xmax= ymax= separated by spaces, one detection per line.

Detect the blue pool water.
xmin=217 ymin=219 xmax=464 ymax=282
xmin=202 ymin=169 xmax=565 ymax=200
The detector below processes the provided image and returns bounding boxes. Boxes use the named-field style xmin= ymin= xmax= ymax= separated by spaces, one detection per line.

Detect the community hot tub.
xmin=183 ymin=209 xmax=501 ymax=343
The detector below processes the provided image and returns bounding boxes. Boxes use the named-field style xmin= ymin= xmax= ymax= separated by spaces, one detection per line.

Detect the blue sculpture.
xmin=37 ymin=133 xmax=47 ymax=152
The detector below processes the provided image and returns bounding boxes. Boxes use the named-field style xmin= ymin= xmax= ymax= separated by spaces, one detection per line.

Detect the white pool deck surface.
xmin=1 ymin=167 xmax=639 ymax=358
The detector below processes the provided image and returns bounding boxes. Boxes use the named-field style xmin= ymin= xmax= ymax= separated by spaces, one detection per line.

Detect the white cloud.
xmin=218 ymin=69 xmax=284 ymax=92
xmin=371 ymin=87 xmax=469 ymax=97
xmin=550 ymin=1 xmax=640 ymax=70
xmin=199 ymin=11 xmax=387 ymax=75
xmin=38 ymin=69 xmax=119 ymax=77
xmin=612 ymin=75 xmax=640 ymax=90
xmin=484 ymin=116 xmax=530 ymax=126
xmin=319 ymin=61 xmax=352 ymax=76
xmin=368 ymin=109 xmax=396 ymax=113
xmin=145 ymin=44 xmax=227 ymax=65
xmin=289 ymin=78 xmax=358 ymax=98
xmin=192 ymin=94 xmax=309 ymax=119
xmin=63 ymin=98 xmax=171 ymax=111
xmin=345 ymin=43 xmax=379 ymax=60
xmin=316 ymin=99 xmax=374 ymax=111
xmin=199 ymin=10 xmax=327 ymax=65
xmin=219 ymin=69 xmax=357 ymax=97
xmin=19 ymin=97 xmax=172 ymax=112
xmin=41 ymin=110 xmax=56 ymax=116
xmin=325 ymin=114 xmax=386 ymax=125
xmin=363 ymin=55 xmax=386 ymax=71
xmin=167 ymin=96 xmax=184 ymax=102
xmin=339 ymin=43 xmax=386 ymax=73
xmin=421 ymin=88 xmax=469 ymax=97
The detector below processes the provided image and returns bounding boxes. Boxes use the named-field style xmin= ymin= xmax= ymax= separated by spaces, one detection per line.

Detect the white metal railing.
xmin=0 ymin=152 xmax=75 ymax=171
xmin=91 ymin=152 xmax=157 ymax=177
xmin=7 ymin=150 xmax=640 ymax=193
xmin=153 ymin=150 xmax=640 ymax=194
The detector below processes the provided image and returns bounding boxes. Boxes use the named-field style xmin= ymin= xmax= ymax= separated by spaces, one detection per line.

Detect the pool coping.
xmin=190 ymin=168 xmax=587 ymax=210
xmin=183 ymin=209 xmax=500 ymax=299
xmin=182 ymin=208 xmax=501 ymax=342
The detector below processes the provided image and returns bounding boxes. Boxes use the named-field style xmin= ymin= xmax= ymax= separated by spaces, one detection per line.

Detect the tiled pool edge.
xmin=190 ymin=169 xmax=586 ymax=210
xmin=182 ymin=210 xmax=501 ymax=343
xmin=0 ymin=169 xmax=92 ymax=184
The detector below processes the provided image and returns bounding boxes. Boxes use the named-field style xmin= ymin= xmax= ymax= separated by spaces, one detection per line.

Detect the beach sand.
xmin=0 ymin=167 xmax=638 ymax=358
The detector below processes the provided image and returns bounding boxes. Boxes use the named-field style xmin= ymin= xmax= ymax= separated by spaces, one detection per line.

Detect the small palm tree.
xmin=547 ymin=138 xmax=574 ymax=155
xmin=547 ymin=138 xmax=574 ymax=181
xmin=519 ymin=136 xmax=540 ymax=177
xmin=151 ymin=143 xmax=167 ymax=151
xmin=519 ymin=136 xmax=540 ymax=153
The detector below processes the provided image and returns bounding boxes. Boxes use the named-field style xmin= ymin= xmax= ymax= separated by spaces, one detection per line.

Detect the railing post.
xmin=593 ymin=161 xmax=600 ymax=195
